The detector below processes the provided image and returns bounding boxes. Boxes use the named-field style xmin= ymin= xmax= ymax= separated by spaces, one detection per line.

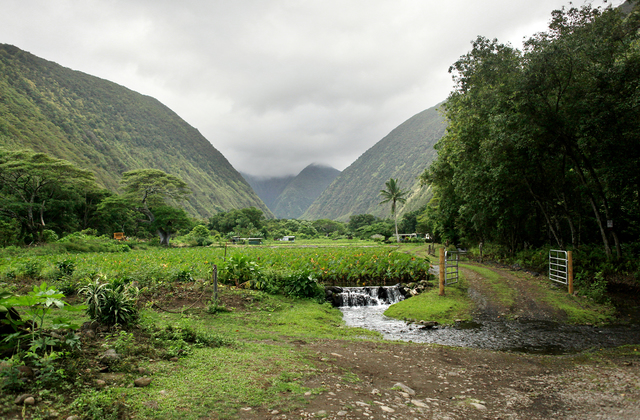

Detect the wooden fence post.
xmin=439 ymin=247 xmax=445 ymax=296
xmin=212 ymin=264 xmax=218 ymax=303
xmin=567 ymin=251 xmax=573 ymax=295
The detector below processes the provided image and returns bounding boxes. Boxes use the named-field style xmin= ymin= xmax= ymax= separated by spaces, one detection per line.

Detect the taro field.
xmin=0 ymin=244 xmax=431 ymax=289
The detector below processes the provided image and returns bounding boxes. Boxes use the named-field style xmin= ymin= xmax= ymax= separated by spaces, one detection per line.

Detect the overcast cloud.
xmin=1 ymin=0 xmax=623 ymax=177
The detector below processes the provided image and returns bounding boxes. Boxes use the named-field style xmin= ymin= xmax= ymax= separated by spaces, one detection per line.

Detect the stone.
xmin=470 ymin=402 xmax=487 ymax=411
xmin=95 ymin=379 xmax=106 ymax=388
xmin=23 ymin=397 xmax=35 ymax=406
xmin=99 ymin=348 xmax=121 ymax=364
xmin=337 ymin=411 xmax=348 ymax=416
xmin=15 ymin=394 xmax=34 ymax=405
xmin=17 ymin=365 xmax=34 ymax=378
xmin=412 ymin=399 xmax=428 ymax=408
xmin=317 ymin=410 xmax=327 ymax=416
xmin=134 ymin=377 xmax=152 ymax=387
xmin=67 ymin=416 xmax=81 ymax=420
xmin=380 ymin=406 xmax=395 ymax=413
xmin=81 ymin=320 xmax=100 ymax=332
xmin=393 ymin=382 xmax=416 ymax=395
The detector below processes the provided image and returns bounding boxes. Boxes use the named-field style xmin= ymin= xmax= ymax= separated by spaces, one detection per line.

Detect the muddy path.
xmin=461 ymin=263 xmax=566 ymax=322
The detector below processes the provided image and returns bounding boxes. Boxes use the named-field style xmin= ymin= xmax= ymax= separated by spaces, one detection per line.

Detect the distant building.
xmin=396 ymin=233 xmax=418 ymax=242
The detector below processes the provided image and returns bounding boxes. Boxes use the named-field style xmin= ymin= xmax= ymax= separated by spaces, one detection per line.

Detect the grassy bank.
xmin=384 ymin=275 xmax=473 ymax=324
xmin=0 ymin=287 xmax=379 ymax=419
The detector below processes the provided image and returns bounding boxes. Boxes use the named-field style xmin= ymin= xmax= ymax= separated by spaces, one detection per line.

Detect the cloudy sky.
xmin=1 ymin=0 xmax=623 ymax=177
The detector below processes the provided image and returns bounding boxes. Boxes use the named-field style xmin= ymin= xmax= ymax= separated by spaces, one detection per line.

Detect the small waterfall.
xmin=331 ymin=286 xmax=404 ymax=307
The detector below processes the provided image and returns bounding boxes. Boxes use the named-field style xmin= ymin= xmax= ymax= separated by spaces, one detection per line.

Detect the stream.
xmin=338 ymin=286 xmax=640 ymax=354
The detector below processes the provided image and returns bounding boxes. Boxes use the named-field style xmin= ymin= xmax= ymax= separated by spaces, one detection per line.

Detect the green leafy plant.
xmin=283 ymin=271 xmax=324 ymax=300
xmin=2 ymin=282 xmax=83 ymax=353
xmin=80 ymin=277 xmax=140 ymax=326
xmin=206 ymin=298 xmax=231 ymax=314
xmin=20 ymin=260 xmax=42 ymax=279
xmin=219 ymin=254 xmax=261 ymax=287
xmin=69 ymin=389 xmax=129 ymax=420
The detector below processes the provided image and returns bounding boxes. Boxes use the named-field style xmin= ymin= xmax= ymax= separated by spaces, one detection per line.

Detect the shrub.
xmin=218 ymin=254 xmax=261 ymax=287
xmin=41 ymin=229 xmax=59 ymax=243
xmin=80 ymin=277 xmax=139 ymax=327
xmin=69 ymin=389 xmax=129 ymax=420
xmin=574 ymin=271 xmax=610 ymax=304
xmin=282 ymin=270 xmax=324 ymax=300
xmin=19 ymin=260 xmax=43 ymax=279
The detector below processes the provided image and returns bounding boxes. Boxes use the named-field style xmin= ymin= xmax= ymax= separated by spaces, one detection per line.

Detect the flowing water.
xmin=338 ymin=286 xmax=640 ymax=354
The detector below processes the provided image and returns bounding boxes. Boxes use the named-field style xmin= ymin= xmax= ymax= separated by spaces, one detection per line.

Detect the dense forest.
xmin=420 ymin=4 xmax=640 ymax=266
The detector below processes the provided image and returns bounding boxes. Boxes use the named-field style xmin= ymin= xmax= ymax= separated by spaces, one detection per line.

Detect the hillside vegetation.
xmin=243 ymin=164 xmax=340 ymax=219
xmin=272 ymin=164 xmax=340 ymax=219
xmin=302 ymin=104 xmax=446 ymax=221
xmin=240 ymin=173 xmax=295 ymax=210
xmin=0 ymin=44 xmax=270 ymax=218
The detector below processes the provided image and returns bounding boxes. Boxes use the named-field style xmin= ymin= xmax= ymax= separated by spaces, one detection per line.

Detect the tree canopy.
xmin=422 ymin=3 xmax=640 ymax=258
xmin=0 ymin=148 xmax=96 ymax=242
xmin=379 ymin=178 xmax=408 ymax=242
xmin=121 ymin=169 xmax=192 ymax=245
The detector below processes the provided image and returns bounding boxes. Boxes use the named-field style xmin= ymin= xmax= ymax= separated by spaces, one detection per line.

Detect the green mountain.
xmin=240 ymin=173 xmax=295 ymax=210
xmin=0 ymin=44 xmax=271 ymax=218
xmin=242 ymin=164 xmax=340 ymax=219
xmin=271 ymin=164 xmax=340 ymax=219
xmin=302 ymin=104 xmax=446 ymax=221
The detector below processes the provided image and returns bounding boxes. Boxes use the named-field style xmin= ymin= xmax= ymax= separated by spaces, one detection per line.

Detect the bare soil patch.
xmin=243 ymin=339 xmax=640 ymax=420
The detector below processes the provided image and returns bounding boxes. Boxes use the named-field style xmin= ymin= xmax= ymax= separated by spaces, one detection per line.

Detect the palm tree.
xmin=379 ymin=178 xmax=408 ymax=242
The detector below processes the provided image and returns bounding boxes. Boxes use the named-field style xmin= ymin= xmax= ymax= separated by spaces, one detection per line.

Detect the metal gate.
xmin=444 ymin=250 xmax=464 ymax=285
xmin=549 ymin=249 xmax=569 ymax=285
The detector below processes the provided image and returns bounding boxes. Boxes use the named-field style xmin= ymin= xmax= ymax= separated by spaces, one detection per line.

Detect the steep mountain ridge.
xmin=272 ymin=164 xmax=340 ymax=219
xmin=240 ymin=173 xmax=295 ymax=210
xmin=0 ymin=44 xmax=271 ymax=218
xmin=302 ymin=104 xmax=446 ymax=221
xmin=242 ymin=163 xmax=340 ymax=219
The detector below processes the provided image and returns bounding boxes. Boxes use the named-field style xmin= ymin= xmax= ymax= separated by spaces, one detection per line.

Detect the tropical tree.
xmin=120 ymin=169 xmax=191 ymax=245
xmin=379 ymin=178 xmax=408 ymax=242
xmin=0 ymin=149 xmax=96 ymax=242
xmin=423 ymin=3 xmax=640 ymax=258
xmin=95 ymin=195 xmax=139 ymax=236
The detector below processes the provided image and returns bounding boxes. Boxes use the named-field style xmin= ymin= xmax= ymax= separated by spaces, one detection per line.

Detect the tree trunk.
xmin=525 ymin=179 xmax=563 ymax=247
xmin=563 ymin=143 xmax=613 ymax=258
xmin=394 ymin=213 xmax=400 ymax=243
xmin=158 ymin=228 xmax=171 ymax=246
